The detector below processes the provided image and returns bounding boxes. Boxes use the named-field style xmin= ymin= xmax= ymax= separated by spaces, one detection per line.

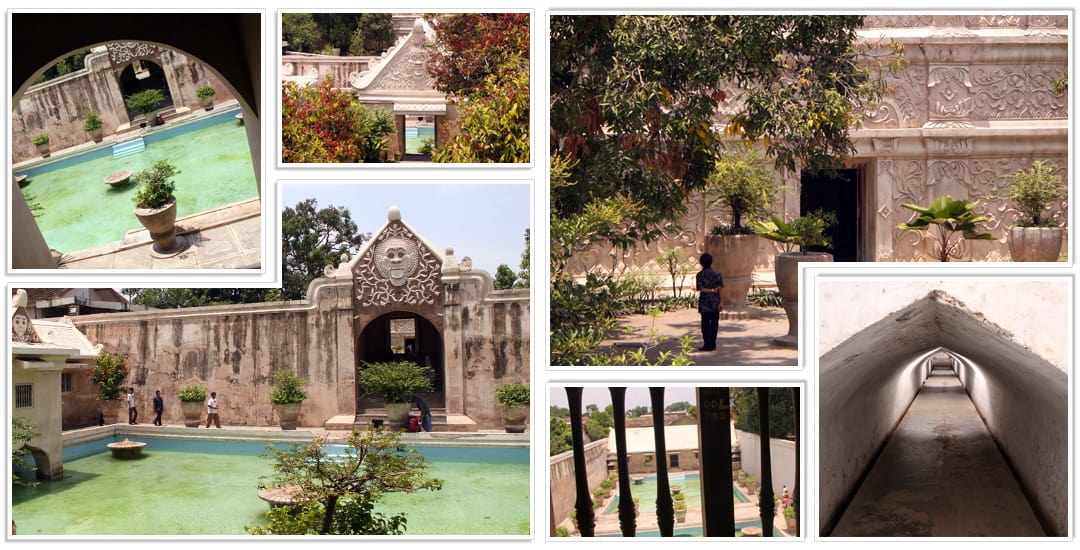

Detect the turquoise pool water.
xmin=602 ymin=473 xmax=748 ymax=515
xmin=17 ymin=107 xmax=258 ymax=254
xmin=11 ymin=436 xmax=529 ymax=536
xmin=405 ymin=126 xmax=435 ymax=155
xmin=602 ymin=520 xmax=765 ymax=537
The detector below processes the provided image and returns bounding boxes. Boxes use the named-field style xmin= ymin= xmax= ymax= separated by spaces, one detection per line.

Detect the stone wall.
xmin=549 ymin=440 xmax=610 ymax=526
xmin=734 ymin=430 xmax=798 ymax=497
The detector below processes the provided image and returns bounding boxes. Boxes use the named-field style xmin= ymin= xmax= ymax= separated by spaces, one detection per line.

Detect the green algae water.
xmin=17 ymin=108 xmax=257 ymax=255
xmin=11 ymin=437 xmax=529 ymax=536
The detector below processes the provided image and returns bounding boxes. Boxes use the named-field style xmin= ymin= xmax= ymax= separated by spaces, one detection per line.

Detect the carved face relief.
xmin=12 ymin=313 xmax=30 ymax=341
xmin=375 ymin=237 xmax=419 ymax=286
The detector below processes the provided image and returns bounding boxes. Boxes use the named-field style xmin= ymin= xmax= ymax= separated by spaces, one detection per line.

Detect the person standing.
xmin=411 ymin=395 xmax=432 ymax=432
xmin=127 ymin=389 xmax=138 ymax=424
xmin=205 ymin=391 xmax=221 ymax=428
xmin=695 ymin=252 xmax=725 ymax=351
xmin=152 ymin=390 xmax=164 ymax=426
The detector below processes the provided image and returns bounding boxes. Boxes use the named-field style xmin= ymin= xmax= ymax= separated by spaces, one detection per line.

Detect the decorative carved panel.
xmin=926 ymin=66 xmax=974 ymax=127
xmin=106 ymin=42 xmax=162 ymax=66
xmin=972 ymin=65 xmax=1067 ymax=119
xmin=354 ymin=222 xmax=442 ymax=307
xmin=367 ymin=37 xmax=436 ymax=91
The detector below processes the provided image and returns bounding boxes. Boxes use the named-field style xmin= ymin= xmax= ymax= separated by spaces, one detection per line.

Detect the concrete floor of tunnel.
xmin=830 ymin=366 xmax=1045 ymax=537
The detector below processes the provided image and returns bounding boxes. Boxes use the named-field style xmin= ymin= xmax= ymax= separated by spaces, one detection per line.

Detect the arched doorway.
xmin=356 ymin=312 xmax=444 ymax=409
xmin=117 ymin=59 xmax=174 ymax=123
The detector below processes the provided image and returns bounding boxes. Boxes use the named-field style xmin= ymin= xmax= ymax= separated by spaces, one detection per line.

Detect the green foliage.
xmin=125 ymin=88 xmax=165 ymax=115
xmin=348 ymin=13 xmax=395 ymax=56
xmin=784 ymin=505 xmax=796 ymax=518
xmin=584 ymin=404 xmax=614 ymax=441
xmin=282 ymin=75 xmax=394 ymax=163
xmin=708 ymin=144 xmax=780 ymax=232
xmin=281 ymin=198 xmax=369 ymax=300
xmin=1002 ymin=160 xmax=1066 ymax=227
xmin=358 ymin=361 xmax=433 ymax=403
xmin=282 ymin=13 xmax=325 ymax=52
xmin=494 ymin=264 xmax=518 ymax=290
xmin=1051 ymin=72 xmax=1068 ymax=95
xmin=32 ymin=133 xmax=49 ymax=146
xmin=177 ymin=385 xmax=208 ymax=403
xmin=31 ymin=50 xmax=90 ymax=84
xmin=897 ymin=196 xmax=993 ymax=262
xmin=196 ymin=84 xmax=216 ymax=101
xmin=269 ymin=369 xmax=308 ymax=404
xmin=417 ymin=137 xmax=435 ymax=156
xmin=752 ymin=209 xmax=838 ymax=254
xmin=495 ymin=382 xmax=530 ymax=408
xmin=549 ymin=415 xmax=573 ymax=456
xmin=627 ymin=405 xmax=650 ymax=418
xmin=426 ymin=13 xmax=531 ymax=97
xmin=746 ymin=288 xmax=783 ymax=307
xmin=247 ymin=429 xmax=442 ymax=535
xmin=356 ymin=104 xmax=395 ymax=163
xmin=82 ymin=111 xmax=103 ymax=132
xmin=556 ymin=526 xmax=572 ymax=537
xmin=89 ymin=350 xmax=129 ymax=401
xmin=655 ymin=246 xmax=688 ymax=298
xmin=124 ymin=288 xmax=281 ymax=307
xmin=431 ymin=58 xmax=529 ymax=163
xmin=12 ymin=417 xmax=39 ymax=487
xmin=665 ymin=401 xmax=692 ymax=413
xmin=131 ymin=160 xmax=178 ymax=209
xmin=732 ymin=387 xmax=797 ymax=440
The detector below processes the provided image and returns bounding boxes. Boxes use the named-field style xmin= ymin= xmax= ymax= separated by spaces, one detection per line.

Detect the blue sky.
xmin=548 ymin=386 xmax=698 ymax=410
xmin=280 ymin=182 xmax=532 ymax=277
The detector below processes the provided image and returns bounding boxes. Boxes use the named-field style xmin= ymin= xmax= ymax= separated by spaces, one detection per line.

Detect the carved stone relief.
xmin=355 ymin=222 xmax=442 ymax=307
xmin=106 ymin=42 xmax=162 ymax=66
xmin=926 ymin=66 xmax=974 ymax=127
xmin=972 ymin=65 xmax=1067 ymax=119
xmin=368 ymin=37 xmax=436 ymax=91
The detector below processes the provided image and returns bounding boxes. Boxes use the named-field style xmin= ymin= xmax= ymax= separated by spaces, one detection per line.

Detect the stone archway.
xmin=117 ymin=59 xmax=174 ymax=123
xmin=356 ymin=312 xmax=445 ymax=409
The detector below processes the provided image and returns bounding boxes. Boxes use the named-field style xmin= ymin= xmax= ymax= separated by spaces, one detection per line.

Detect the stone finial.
xmin=413 ymin=17 xmax=425 ymax=34
xmin=13 ymin=289 xmax=28 ymax=308
xmin=460 ymin=256 xmax=473 ymax=271
xmin=388 ymin=206 xmax=401 ymax=222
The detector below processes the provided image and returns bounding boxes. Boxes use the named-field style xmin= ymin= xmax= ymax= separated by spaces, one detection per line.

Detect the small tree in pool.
xmin=246 ymin=428 xmax=443 ymax=535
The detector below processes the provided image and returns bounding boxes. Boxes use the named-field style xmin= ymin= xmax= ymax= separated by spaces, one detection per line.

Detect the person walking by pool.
xmin=152 ymin=390 xmax=164 ymax=426
xmin=205 ymin=391 xmax=222 ymax=428
xmin=127 ymin=388 xmax=138 ymax=424
xmin=695 ymin=252 xmax=725 ymax=351
xmin=411 ymin=395 xmax=432 ymax=432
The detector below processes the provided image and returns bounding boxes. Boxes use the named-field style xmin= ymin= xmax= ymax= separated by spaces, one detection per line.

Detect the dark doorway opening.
xmin=118 ymin=59 xmax=174 ymax=122
xmin=800 ymin=168 xmax=860 ymax=261
xmin=357 ymin=312 xmax=444 ymax=409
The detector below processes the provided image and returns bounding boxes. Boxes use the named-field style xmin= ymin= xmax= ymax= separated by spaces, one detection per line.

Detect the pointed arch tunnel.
xmin=819 ymin=290 xmax=1067 ymax=536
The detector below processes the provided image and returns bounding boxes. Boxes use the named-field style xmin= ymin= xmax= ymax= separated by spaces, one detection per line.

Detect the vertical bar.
xmin=566 ymin=387 xmax=595 ymax=537
xmin=792 ymin=386 xmax=800 ymax=537
xmin=649 ymin=387 xmax=674 ymax=536
xmin=757 ymin=387 xmax=775 ymax=536
xmin=610 ymin=387 xmax=636 ymax=536
xmin=697 ymin=387 xmax=735 ymax=536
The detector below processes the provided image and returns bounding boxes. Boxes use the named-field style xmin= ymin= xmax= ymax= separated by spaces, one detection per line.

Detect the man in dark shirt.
xmin=696 ymin=253 xmax=725 ymax=351
xmin=152 ymin=390 xmax=164 ymax=426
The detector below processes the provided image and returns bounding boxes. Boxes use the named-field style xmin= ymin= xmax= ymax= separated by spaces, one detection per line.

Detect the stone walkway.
xmin=600 ymin=306 xmax=798 ymax=367
xmin=830 ymin=367 xmax=1044 ymax=536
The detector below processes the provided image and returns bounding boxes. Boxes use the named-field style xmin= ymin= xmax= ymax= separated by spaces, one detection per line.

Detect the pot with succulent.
xmin=495 ymin=381 xmax=530 ymax=433
xmin=672 ymin=489 xmax=687 ymax=522
xmin=132 ymin=160 xmax=184 ymax=256
xmin=82 ymin=111 xmax=104 ymax=142
xmin=32 ymin=133 xmax=50 ymax=158
xmin=1001 ymin=160 xmax=1067 ymax=262
xmin=196 ymin=84 xmax=217 ymax=111
xmin=268 ymin=369 xmax=308 ymax=430
xmin=178 ymin=385 xmax=208 ymax=427
xmin=89 ymin=350 xmax=129 ymax=424
xmin=704 ymin=145 xmax=779 ymax=310
xmin=752 ymin=209 xmax=837 ymax=347
xmin=896 ymin=196 xmax=993 ymax=262
xmin=125 ymin=88 xmax=165 ymax=128
xmin=357 ymin=360 xmax=433 ymax=429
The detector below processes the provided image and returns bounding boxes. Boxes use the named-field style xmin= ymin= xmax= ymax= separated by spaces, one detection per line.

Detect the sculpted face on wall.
xmin=355 ymin=221 xmax=443 ymax=307
xmin=375 ymin=236 xmax=420 ymax=286
xmin=12 ymin=313 xmax=31 ymax=342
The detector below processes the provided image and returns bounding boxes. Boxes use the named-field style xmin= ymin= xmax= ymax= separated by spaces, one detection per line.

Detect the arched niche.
xmin=356 ymin=311 xmax=444 ymax=409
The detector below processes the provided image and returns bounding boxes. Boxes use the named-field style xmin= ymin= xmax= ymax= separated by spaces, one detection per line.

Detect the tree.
xmin=282 ymin=75 xmax=394 ymax=163
xmin=494 ymin=230 xmax=531 ymax=290
xmin=123 ymin=288 xmax=281 ymax=308
xmin=626 ymin=405 xmax=650 ymax=418
xmin=247 ymin=428 xmax=442 ymax=535
xmin=312 ymin=14 xmax=360 ymax=53
xmin=550 ymin=416 xmax=573 ymax=456
xmin=708 ymin=144 xmax=780 ymax=234
xmin=516 ymin=229 xmax=530 ymax=287
xmin=349 ymin=13 xmax=395 ymax=56
xmin=665 ymin=401 xmax=692 ymax=413
xmin=550 ymin=405 xmax=570 ymax=418
xmin=732 ymin=387 xmax=796 ymax=440
xmin=282 ymin=198 xmax=369 ymax=300
xmin=494 ymin=264 xmax=518 ymax=290
xmin=282 ymin=13 xmax=326 ymax=52
xmin=584 ymin=404 xmax=615 ymax=441
xmin=425 ymin=13 xmax=530 ymax=97
xmin=12 ymin=417 xmax=39 ymax=487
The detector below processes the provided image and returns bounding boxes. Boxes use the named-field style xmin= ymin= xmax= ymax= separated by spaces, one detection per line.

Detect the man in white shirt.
xmin=205 ymin=391 xmax=222 ymax=428
xmin=127 ymin=389 xmax=138 ymax=425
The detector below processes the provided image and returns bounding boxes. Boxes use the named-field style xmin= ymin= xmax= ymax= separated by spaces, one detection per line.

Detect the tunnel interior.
xmin=819 ymin=290 xmax=1067 ymax=536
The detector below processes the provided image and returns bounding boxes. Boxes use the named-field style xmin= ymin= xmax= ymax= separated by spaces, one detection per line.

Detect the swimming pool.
xmin=602 ymin=473 xmax=749 ymax=515
xmin=17 ymin=107 xmax=258 ymax=254
xmin=11 ymin=436 xmax=529 ymax=536
xmin=405 ymin=125 xmax=435 ymax=155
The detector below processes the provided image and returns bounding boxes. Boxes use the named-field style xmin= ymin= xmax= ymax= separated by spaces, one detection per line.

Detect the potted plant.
xmin=125 ymin=88 xmax=165 ymax=127
xmin=674 ymin=500 xmax=687 ymax=523
xmin=132 ymin=159 xmax=181 ymax=255
xmin=752 ymin=209 xmax=837 ymax=347
xmin=196 ymin=84 xmax=217 ymax=110
xmin=89 ymin=350 xmax=129 ymax=424
xmin=177 ymin=385 xmax=208 ymax=427
xmin=495 ymin=381 xmax=529 ymax=433
xmin=268 ymin=369 xmax=308 ymax=430
xmin=82 ymin=111 xmax=104 ymax=142
xmin=704 ymin=145 xmax=779 ymax=309
xmin=897 ymin=196 xmax=993 ymax=262
xmin=1001 ymin=160 xmax=1066 ymax=262
xmin=357 ymin=360 xmax=432 ymax=429
xmin=599 ymin=478 xmax=614 ymax=497
xmin=784 ymin=504 xmax=797 ymax=532
xmin=32 ymin=133 xmax=50 ymax=158
xmin=744 ymin=476 xmax=758 ymax=494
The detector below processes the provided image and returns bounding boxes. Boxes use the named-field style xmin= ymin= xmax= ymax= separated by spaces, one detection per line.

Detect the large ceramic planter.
xmin=274 ymin=402 xmax=302 ymax=430
xmin=385 ymin=402 xmax=411 ymax=429
xmin=134 ymin=197 xmax=179 ymax=255
xmin=704 ymin=234 xmax=760 ymax=310
xmin=774 ymin=251 xmax=833 ymax=347
xmin=180 ymin=400 xmax=203 ymax=427
xmin=88 ymin=128 xmax=103 ymax=143
xmin=35 ymin=143 xmax=50 ymax=158
xmin=200 ymin=97 xmax=215 ymax=111
xmin=675 ymin=507 xmax=687 ymax=523
xmin=100 ymin=399 xmax=124 ymax=425
xmin=1008 ymin=226 xmax=1063 ymax=262
xmin=785 ymin=515 xmax=797 ymax=533
xmin=501 ymin=404 xmax=529 ymax=433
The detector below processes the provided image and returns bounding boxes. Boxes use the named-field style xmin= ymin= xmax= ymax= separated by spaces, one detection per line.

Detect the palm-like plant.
xmin=897 ymin=196 xmax=993 ymax=262
xmin=751 ymin=209 xmax=838 ymax=254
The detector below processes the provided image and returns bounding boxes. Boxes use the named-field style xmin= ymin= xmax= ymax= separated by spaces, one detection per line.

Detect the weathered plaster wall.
xmin=61 ymin=366 xmax=103 ymax=429
xmin=12 ymin=359 xmax=65 ymax=479
xmin=735 ymin=430 xmax=797 ymax=496
xmin=549 ymin=440 xmax=610 ymax=526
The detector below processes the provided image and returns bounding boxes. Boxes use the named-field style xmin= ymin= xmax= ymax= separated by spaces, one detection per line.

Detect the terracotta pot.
xmin=774 ymin=251 xmax=833 ymax=347
xmin=1008 ymin=226 xmax=1063 ymax=262
xmin=385 ymin=402 xmax=411 ymax=429
xmin=180 ymin=400 xmax=203 ymax=427
xmin=134 ymin=197 xmax=178 ymax=254
xmin=100 ymin=399 xmax=124 ymax=425
xmin=274 ymin=402 xmax=302 ymax=430
xmin=704 ymin=234 xmax=760 ymax=309
xmin=501 ymin=404 xmax=529 ymax=433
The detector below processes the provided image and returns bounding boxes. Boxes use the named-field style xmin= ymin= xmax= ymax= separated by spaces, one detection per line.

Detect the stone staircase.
xmin=325 ymin=408 xmax=478 ymax=432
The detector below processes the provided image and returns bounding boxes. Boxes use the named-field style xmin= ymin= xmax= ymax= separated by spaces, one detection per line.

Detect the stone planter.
xmin=785 ymin=514 xmax=797 ymax=533
xmin=385 ymin=402 xmax=411 ymax=429
xmin=675 ymin=506 xmax=687 ymax=523
xmin=774 ymin=251 xmax=833 ymax=347
xmin=1008 ymin=226 xmax=1063 ymax=262
xmin=200 ymin=97 xmax=215 ymax=111
xmin=35 ymin=143 xmax=50 ymax=158
xmin=100 ymin=399 xmax=124 ymax=425
xmin=180 ymin=400 xmax=203 ymax=427
xmin=501 ymin=404 xmax=529 ymax=433
xmin=107 ymin=439 xmax=146 ymax=459
xmin=704 ymin=234 xmax=760 ymax=310
xmin=274 ymin=402 xmax=302 ymax=430
xmin=88 ymin=128 xmax=103 ymax=143
xmin=134 ymin=197 xmax=180 ymax=255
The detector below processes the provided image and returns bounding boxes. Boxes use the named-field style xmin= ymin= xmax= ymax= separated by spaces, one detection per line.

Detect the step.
xmin=325 ymin=409 xmax=478 ymax=433
xmin=113 ymin=137 xmax=146 ymax=158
